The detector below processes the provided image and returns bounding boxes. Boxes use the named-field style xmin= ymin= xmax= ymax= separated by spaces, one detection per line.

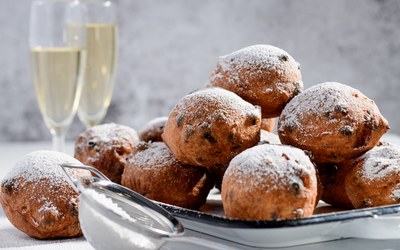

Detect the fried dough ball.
xmin=261 ymin=118 xmax=275 ymax=132
xmin=74 ymin=123 xmax=140 ymax=184
xmin=317 ymin=163 xmax=354 ymax=209
xmin=121 ymin=142 xmax=214 ymax=209
xmin=208 ymin=45 xmax=303 ymax=118
xmin=278 ymin=82 xmax=389 ymax=163
xmin=162 ymin=87 xmax=261 ymax=168
xmin=139 ymin=116 xmax=168 ymax=142
xmin=215 ymin=129 xmax=281 ymax=191
xmin=345 ymin=143 xmax=400 ymax=208
xmin=221 ymin=144 xmax=317 ymax=221
xmin=0 ymin=151 xmax=88 ymax=239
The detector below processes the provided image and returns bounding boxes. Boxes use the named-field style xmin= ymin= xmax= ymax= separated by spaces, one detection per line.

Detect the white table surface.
xmin=1 ymin=139 xmax=400 ymax=250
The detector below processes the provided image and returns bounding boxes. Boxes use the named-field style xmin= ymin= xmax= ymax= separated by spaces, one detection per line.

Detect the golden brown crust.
xmin=121 ymin=142 xmax=214 ymax=209
xmin=317 ymin=163 xmax=354 ymax=209
xmin=278 ymin=82 xmax=389 ymax=163
xmin=221 ymin=144 xmax=317 ymax=221
xmin=345 ymin=143 xmax=400 ymax=208
xmin=1 ymin=179 xmax=81 ymax=239
xmin=74 ymin=123 xmax=139 ymax=184
xmin=208 ymin=45 xmax=303 ymax=118
xmin=139 ymin=116 xmax=168 ymax=142
xmin=162 ymin=87 xmax=261 ymax=168
xmin=0 ymin=151 xmax=87 ymax=239
xmin=260 ymin=118 xmax=275 ymax=132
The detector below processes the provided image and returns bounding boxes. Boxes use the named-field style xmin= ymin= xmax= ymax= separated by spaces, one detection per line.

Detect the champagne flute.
xmin=30 ymin=0 xmax=86 ymax=152
xmin=78 ymin=0 xmax=118 ymax=128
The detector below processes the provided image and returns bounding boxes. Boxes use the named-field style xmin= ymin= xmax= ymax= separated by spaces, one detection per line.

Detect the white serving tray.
xmin=159 ymin=190 xmax=400 ymax=248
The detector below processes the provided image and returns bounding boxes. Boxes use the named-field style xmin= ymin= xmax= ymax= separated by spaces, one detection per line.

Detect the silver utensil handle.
xmin=60 ymin=163 xmax=111 ymax=193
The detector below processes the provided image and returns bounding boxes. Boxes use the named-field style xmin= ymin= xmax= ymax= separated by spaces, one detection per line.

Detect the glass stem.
xmin=52 ymin=133 xmax=66 ymax=152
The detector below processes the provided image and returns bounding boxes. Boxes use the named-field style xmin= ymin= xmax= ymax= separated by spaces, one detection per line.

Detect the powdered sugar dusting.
xmin=278 ymin=82 xmax=370 ymax=138
xmin=1 ymin=150 xmax=86 ymax=218
xmin=358 ymin=144 xmax=400 ymax=181
xmin=127 ymin=142 xmax=205 ymax=189
xmin=391 ymin=188 xmax=400 ymax=200
xmin=225 ymin=144 xmax=315 ymax=191
xmin=85 ymin=123 xmax=139 ymax=144
xmin=275 ymin=82 xmax=290 ymax=95
xmin=3 ymin=150 xmax=83 ymax=188
xmin=174 ymin=87 xmax=260 ymax=121
xmin=75 ymin=123 xmax=139 ymax=165
xmin=218 ymin=44 xmax=294 ymax=76
xmin=38 ymin=200 xmax=59 ymax=215
xmin=128 ymin=142 xmax=179 ymax=170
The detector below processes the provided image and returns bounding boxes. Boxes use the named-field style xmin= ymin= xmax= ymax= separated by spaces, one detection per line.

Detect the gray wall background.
xmin=1 ymin=0 xmax=400 ymax=142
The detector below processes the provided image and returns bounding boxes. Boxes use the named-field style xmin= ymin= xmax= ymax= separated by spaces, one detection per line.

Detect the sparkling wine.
xmin=78 ymin=23 xmax=118 ymax=127
xmin=31 ymin=47 xmax=86 ymax=135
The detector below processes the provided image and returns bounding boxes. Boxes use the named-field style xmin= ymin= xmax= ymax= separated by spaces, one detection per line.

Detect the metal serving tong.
xmin=60 ymin=163 xmax=234 ymax=250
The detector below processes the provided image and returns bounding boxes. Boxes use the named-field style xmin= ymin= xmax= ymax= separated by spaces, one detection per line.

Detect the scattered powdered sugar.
xmin=75 ymin=123 xmax=139 ymax=162
xmin=359 ymin=144 xmax=400 ymax=181
xmin=225 ymin=144 xmax=315 ymax=191
xmin=174 ymin=87 xmax=260 ymax=120
xmin=85 ymin=123 xmax=139 ymax=144
xmin=3 ymin=150 xmax=83 ymax=188
xmin=391 ymin=188 xmax=400 ymax=200
xmin=129 ymin=142 xmax=178 ymax=170
xmin=38 ymin=200 xmax=59 ymax=215
xmin=127 ymin=142 xmax=209 ymax=189
xmin=1 ymin=150 xmax=87 ymax=217
xmin=275 ymin=82 xmax=290 ymax=95
xmin=265 ymin=87 xmax=274 ymax=93
xmin=278 ymin=82 xmax=370 ymax=136
xmin=208 ymin=45 xmax=303 ymax=106
xmin=217 ymin=44 xmax=293 ymax=75
xmin=70 ymin=196 xmax=78 ymax=205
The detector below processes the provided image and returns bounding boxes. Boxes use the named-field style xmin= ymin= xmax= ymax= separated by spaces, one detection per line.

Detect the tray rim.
xmin=158 ymin=202 xmax=400 ymax=229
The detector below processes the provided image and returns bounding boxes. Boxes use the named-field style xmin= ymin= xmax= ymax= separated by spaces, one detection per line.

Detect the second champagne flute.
xmin=78 ymin=0 xmax=118 ymax=128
